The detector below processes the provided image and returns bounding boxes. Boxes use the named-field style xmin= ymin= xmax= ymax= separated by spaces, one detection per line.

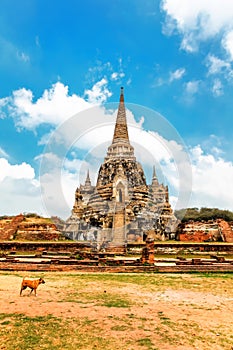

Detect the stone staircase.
xmin=217 ymin=220 xmax=233 ymax=243
xmin=0 ymin=214 xmax=24 ymax=240
xmin=110 ymin=203 xmax=126 ymax=246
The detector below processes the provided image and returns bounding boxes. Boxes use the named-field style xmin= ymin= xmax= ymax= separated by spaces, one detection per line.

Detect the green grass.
xmin=157 ymin=311 xmax=172 ymax=324
xmin=137 ymin=337 xmax=155 ymax=349
xmin=62 ymin=272 xmax=231 ymax=294
xmin=95 ymin=292 xmax=132 ymax=308
xmin=40 ymin=272 xmax=233 ymax=301
xmin=59 ymin=289 xmax=132 ymax=308
xmin=0 ymin=313 xmax=117 ymax=350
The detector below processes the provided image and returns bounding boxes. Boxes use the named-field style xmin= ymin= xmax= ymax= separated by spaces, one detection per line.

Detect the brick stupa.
xmin=63 ymin=88 xmax=176 ymax=249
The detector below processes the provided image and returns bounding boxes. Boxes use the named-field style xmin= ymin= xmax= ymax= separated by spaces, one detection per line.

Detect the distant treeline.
xmin=175 ymin=207 xmax=233 ymax=222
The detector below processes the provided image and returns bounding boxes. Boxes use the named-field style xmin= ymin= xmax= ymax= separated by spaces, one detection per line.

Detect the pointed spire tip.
xmin=120 ymin=87 xmax=124 ymax=102
xmin=85 ymin=169 xmax=91 ymax=185
xmin=153 ymin=165 xmax=157 ymax=179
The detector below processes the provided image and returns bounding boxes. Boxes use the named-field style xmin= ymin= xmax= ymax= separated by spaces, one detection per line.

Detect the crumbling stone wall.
xmin=177 ymin=220 xmax=222 ymax=242
xmin=217 ymin=219 xmax=233 ymax=242
xmin=0 ymin=216 xmax=64 ymax=242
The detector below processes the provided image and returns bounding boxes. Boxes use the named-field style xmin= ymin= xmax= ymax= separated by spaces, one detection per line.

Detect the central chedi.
xmin=63 ymin=88 xmax=176 ymax=248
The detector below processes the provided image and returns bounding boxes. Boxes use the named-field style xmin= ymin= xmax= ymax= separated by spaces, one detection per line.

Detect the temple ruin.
xmin=63 ymin=87 xmax=177 ymax=248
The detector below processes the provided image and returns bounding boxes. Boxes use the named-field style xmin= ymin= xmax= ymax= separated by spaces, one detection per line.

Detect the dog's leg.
xmin=20 ymin=285 xmax=27 ymax=296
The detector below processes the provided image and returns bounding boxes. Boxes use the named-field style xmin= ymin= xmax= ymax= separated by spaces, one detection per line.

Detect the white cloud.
xmin=205 ymin=55 xmax=233 ymax=95
xmin=84 ymin=78 xmax=112 ymax=104
xmin=0 ymin=97 xmax=8 ymax=108
xmin=0 ymin=158 xmax=35 ymax=182
xmin=206 ymin=54 xmax=231 ymax=75
xmin=222 ymin=30 xmax=233 ymax=60
xmin=184 ymin=80 xmax=200 ymax=101
xmin=153 ymin=67 xmax=185 ymax=87
xmin=111 ymin=72 xmax=125 ymax=81
xmin=0 ymin=177 xmax=45 ymax=216
xmin=0 ymin=157 xmax=45 ymax=216
xmin=85 ymin=61 xmax=112 ymax=84
xmin=0 ymin=97 xmax=9 ymax=118
xmin=0 ymin=79 xmax=111 ymax=130
xmin=162 ymin=0 xmax=233 ymax=55
xmin=185 ymin=80 xmax=199 ymax=94
xmin=190 ymin=145 xmax=233 ymax=210
xmin=201 ymin=134 xmax=224 ymax=156
xmin=212 ymin=79 xmax=223 ymax=97
xmin=85 ymin=59 xmax=126 ymax=87
xmin=11 ymin=83 xmax=89 ymax=128
xmin=162 ymin=1 xmax=233 ymax=94
xmin=111 ymin=72 xmax=118 ymax=80
xmin=169 ymin=68 xmax=186 ymax=82
xmin=126 ymin=78 xmax=132 ymax=86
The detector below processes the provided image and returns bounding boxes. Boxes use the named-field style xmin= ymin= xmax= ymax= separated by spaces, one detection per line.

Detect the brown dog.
xmin=20 ymin=277 xmax=45 ymax=296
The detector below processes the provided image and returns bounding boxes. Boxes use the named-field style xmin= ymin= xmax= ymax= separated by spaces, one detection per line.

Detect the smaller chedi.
xmin=63 ymin=88 xmax=177 ymax=248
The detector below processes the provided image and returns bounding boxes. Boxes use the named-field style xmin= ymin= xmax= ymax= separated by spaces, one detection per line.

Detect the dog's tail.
xmin=22 ymin=276 xmax=29 ymax=281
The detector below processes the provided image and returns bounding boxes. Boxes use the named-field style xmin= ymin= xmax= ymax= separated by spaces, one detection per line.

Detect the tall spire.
xmin=152 ymin=165 xmax=159 ymax=187
xmin=165 ymin=185 xmax=169 ymax=203
xmin=153 ymin=166 xmax=156 ymax=179
xmin=112 ymin=87 xmax=130 ymax=143
xmin=105 ymin=87 xmax=135 ymax=161
xmin=84 ymin=169 xmax=91 ymax=188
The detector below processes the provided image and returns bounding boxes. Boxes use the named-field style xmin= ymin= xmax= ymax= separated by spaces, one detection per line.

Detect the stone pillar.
xmin=141 ymin=235 xmax=155 ymax=264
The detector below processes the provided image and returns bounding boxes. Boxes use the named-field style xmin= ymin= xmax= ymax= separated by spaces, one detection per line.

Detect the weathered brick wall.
xmin=217 ymin=219 xmax=233 ymax=243
xmin=177 ymin=219 xmax=233 ymax=243
xmin=0 ymin=241 xmax=233 ymax=253
xmin=15 ymin=230 xmax=62 ymax=241
xmin=0 ymin=215 xmax=66 ymax=242
xmin=0 ymin=261 xmax=232 ymax=273
xmin=0 ymin=214 xmax=24 ymax=240
xmin=0 ymin=241 xmax=90 ymax=253
xmin=179 ymin=230 xmax=214 ymax=242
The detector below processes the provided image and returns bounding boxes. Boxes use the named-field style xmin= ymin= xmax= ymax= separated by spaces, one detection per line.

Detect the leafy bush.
xmin=24 ymin=213 xmax=41 ymax=218
xmin=175 ymin=207 xmax=233 ymax=222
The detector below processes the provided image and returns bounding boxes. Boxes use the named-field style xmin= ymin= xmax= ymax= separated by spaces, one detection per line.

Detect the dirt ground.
xmin=0 ymin=272 xmax=232 ymax=350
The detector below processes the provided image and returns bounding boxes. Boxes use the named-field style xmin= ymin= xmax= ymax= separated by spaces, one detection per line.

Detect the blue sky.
xmin=1 ymin=0 xmax=233 ymax=218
